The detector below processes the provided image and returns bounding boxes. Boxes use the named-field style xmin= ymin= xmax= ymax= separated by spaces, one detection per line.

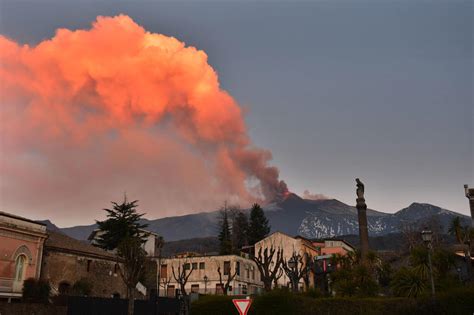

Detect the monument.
xmin=464 ymin=184 xmax=474 ymax=227
xmin=356 ymin=178 xmax=370 ymax=262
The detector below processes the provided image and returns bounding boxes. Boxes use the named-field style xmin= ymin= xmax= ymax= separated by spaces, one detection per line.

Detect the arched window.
xmin=14 ymin=255 xmax=26 ymax=281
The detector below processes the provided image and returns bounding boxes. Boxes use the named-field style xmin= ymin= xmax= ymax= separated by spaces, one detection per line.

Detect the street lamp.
xmin=421 ymin=229 xmax=435 ymax=299
xmin=203 ymin=275 xmax=208 ymax=294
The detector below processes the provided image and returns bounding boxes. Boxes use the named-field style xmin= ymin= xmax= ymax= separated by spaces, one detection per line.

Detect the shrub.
xmin=72 ymin=278 xmax=93 ymax=296
xmin=191 ymin=295 xmax=235 ymax=315
xmin=22 ymin=278 xmax=51 ymax=303
xmin=191 ymin=287 xmax=474 ymax=315
xmin=391 ymin=267 xmax=426 ymax=297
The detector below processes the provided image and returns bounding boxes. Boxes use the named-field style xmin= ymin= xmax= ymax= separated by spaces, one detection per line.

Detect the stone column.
xmin=464 ymin=185 xmax=474 ymax=227
xmin=356 ymin=197 xmax=370 ymax=263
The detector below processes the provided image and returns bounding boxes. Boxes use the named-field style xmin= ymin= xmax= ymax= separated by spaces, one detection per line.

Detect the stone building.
xmin=0 ymin=212 xmax=47 ymax=300
xmin=40 ymin=231 xmax=127 ymax=298
xmin=159 ymin=254 xmax=263 ymax=297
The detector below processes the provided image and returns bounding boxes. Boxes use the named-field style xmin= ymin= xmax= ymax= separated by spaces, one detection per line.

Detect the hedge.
xmin=191 ymin=287 xmax=474 ymax=315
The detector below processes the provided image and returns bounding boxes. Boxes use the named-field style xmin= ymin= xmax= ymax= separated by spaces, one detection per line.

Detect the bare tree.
xmin=400 ymin=223 xmax=421 ymax=252
xmin=252 ymin=245 xmax=283 ymax=291
xmin=215 ymin=261 xmax=238 ymax=295
xmin=273 ymin=267 xmax=284 ymax=288
xmin=159 ymin=275 xmax=172 ymax=296
xmin=117 ymin=237 xmax=147 ymax=315
xmin=302 ymin=253 xmax=314 ymax=289
xmin=171 ymin=260 xmax=195 ymax=296
xmin=282 ymin=251 xmax=308 ymax=293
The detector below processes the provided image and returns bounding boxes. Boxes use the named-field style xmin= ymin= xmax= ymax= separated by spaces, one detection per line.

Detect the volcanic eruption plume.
xmin=0 ymin=15 xmax=288 ymax=220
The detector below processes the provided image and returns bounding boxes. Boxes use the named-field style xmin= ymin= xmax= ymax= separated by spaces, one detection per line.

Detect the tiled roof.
xmin=45 ymin=230 xmax=118 ymax=260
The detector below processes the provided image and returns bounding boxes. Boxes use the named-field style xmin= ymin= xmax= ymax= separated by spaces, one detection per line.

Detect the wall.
xmin=255 ymin=232 xmax=318 ymax=289
xmin=0 ymin=302 xmax=67 ymax=315
xmin=40 ymin=250 xmax=127 ymax=298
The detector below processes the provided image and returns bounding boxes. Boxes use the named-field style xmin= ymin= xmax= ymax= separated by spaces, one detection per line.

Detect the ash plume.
xmin=0 ymin=15 xmax=287 ymax=221
xmin=302 ymin=190 xmax=329 ymax=201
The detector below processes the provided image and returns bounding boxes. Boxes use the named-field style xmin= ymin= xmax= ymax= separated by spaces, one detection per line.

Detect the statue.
xmin=356 ymin=178 xmax=364 ymax=200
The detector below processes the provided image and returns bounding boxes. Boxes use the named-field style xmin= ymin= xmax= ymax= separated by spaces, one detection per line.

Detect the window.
xmin=160 ymin=264 xmax=168 ymax=279
xmin=167 ymin=285 xmax=175 ymax=297
xmin=251 ymin=269 xmax=255 ymax=280
xmin=199 ymin=262 xmax=205 ymax=270
xmin=246 ymin=268 xmax=249 ymax=279
xmin=236 ymin=262 xmax=240 ymax=276
xmin=242 ymin=285 xmax=247 ymax=295
xmin=191 ymin=284 xmax=199 ymax=293
xmin=114 ymin=263 xmax=119 ymax=274
xmin=192 ymin=262 xmax=198 ymax=270
xmin=87 ymin=260 xmax=92 ymax=272
xmin=14 ymin=255 xmax=26 ymax=281
xmin=223 ymin=261 xmax=230 ymax=275
xmin=184 ymin=263 xmax=190 ymax=270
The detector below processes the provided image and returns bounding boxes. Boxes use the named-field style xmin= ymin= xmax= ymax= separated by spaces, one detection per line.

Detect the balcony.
xmin=0 ymin=277 xmax=22 ymax=297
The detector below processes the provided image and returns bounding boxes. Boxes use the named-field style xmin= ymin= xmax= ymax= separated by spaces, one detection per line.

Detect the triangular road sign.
xmin=232 ymin=299 xmax=252 ymax=315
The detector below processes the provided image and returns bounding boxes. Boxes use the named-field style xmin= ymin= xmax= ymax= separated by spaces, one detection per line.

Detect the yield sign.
xmin=232 ymin=299 xmax=252 ymax=315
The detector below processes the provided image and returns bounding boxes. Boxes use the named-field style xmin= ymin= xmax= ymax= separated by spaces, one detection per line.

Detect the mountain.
xmin=37 ymin=219 xmax=63 ymax=233
xmin=54 ymin=193 xmax=470 ymax=242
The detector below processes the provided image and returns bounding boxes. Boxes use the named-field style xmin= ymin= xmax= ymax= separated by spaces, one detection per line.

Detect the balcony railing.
xmin=0 ymin=277 xmax=14 ymax=293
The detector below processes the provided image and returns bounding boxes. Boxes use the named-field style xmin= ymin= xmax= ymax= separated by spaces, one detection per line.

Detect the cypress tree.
xmin=218 ymin=209 xmax=232 ymax=255
xmin=248 ymin=203 xmax=270 ymax=245
xmin=232 ymin=211 xmax=249 ymax=254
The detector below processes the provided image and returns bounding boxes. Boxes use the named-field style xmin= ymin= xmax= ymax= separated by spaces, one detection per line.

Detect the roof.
xmin=0 ymin=211 xmax=46 ymax=226
xmin=45 ymin=230 xmax=118 ymax=260
xmin=88 ymin=228 xmax=159 ymax=241
xmin=310 ymin=238 xmax=355 ymax=250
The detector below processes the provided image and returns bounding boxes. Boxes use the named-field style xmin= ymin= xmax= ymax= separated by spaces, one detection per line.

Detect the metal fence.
xmin=66 ymin=296 xmax=182 ymax=315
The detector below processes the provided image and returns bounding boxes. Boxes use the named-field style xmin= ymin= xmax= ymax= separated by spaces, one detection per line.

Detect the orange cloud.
xmin=0 ymin=15 xmax=287 ymax=223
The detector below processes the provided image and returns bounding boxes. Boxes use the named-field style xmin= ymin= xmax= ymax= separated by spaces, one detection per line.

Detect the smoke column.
xmin=0 ymin=15 xmax=287 ymax=222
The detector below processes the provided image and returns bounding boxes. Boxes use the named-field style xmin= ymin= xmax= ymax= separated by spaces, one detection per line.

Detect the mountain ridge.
xmin=36 ymin=193 xmax=470 ymax=242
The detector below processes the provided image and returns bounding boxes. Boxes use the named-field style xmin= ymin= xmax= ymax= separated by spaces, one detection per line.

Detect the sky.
xmin=0 ymin=0 xmax=472 ymax=226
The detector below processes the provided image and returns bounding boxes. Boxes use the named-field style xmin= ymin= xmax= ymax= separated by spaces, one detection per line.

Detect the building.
xmin=0 ymin=211 xmax=48 ymax=300
xmin=254 ymin=232 xmax=355 ymax=291
xmin=255 ymin=232 xmax=319 ymax=290
xmin=40 ymin=231 xmax=127 ymax=298
xmin=88 ymin=229 xmax=162 ymax=257
xmin=311 ymin=239 xmax=354 ymax=256
xmin=159 ymin=254 xmax=263 ymax=297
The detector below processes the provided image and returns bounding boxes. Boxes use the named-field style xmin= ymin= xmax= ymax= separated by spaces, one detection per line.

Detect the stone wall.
xmin=40 ymin=250 xmax=127 ymax=298
xmin=0 ymin=302 xmax=67 ymax=315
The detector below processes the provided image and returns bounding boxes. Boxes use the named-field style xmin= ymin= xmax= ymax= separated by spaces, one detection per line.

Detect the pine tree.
xmin=248 ymin=203 xmax=270 ymax=245
xmin=218 ymin=209 xmax=232 ymax=255
xmin=95 ymin=196 xmax=148 ymax=251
